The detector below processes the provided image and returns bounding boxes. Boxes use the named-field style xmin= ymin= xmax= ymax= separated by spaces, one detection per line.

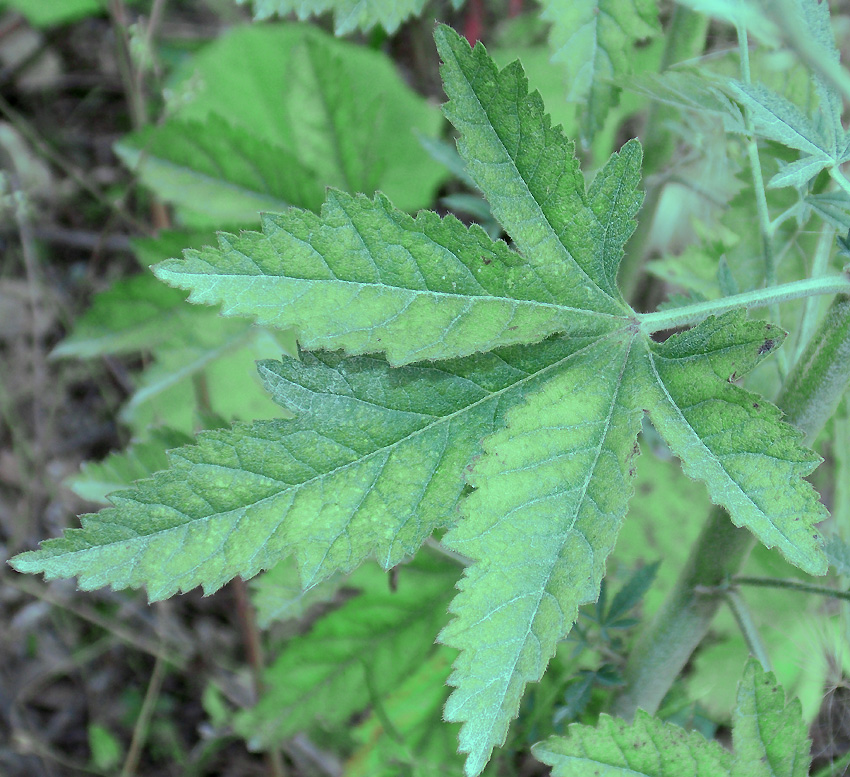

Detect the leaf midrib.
xmin=163 ymin=266 xmax=631 ymax=324
xmin=469 ymin=332 xmax=637 ymax=752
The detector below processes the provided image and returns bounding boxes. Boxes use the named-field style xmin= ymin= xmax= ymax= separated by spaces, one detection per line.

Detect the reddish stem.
xmin=464 ymin=0 xmax=484 ymax=44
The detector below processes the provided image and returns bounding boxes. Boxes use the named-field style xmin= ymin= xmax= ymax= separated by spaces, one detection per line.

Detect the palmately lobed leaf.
xmin=154 ymin=191 xmax=625 ymax=366
xmin=10 ymin=23 xmax=839 ymax=777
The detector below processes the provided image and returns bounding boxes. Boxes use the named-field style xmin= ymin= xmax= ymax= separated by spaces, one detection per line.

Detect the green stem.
xmin=612 ymin=294 xmax=850 ymax=720
xmin=794 ymin=223 xmax=835 ymax=365
xmin=829 ymin=166 xmax=850 ymax=198
xmin=617 ymin=7 xmax=709 ymax=303
xmin=723 ymin=588 xmax=772 ymax=671
xmin=638 ymin=274 xmax=850 ymax=334
xmin=734 ymin=576 xmax=850 ymax=602
xmin=737 ymin=23 xmax=785 ymax=376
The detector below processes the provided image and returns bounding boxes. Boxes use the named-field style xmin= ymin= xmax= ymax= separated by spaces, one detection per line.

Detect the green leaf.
xmin=51 ymin=273 xmax=191 ymax=359
xmin=824 ymin=535 xmax=850 ymax=575
xmin=539 ymin=0 xmax=659 ymax=142
xmin=166 ymin=24 xmax=443 ymax=214
xmin=532 ymin=709 xmax=733 ymax=776
xmin=605 ymin=559 xmax=660 ymax=623
xmin=115 ymin=116 xmax=325 ymax=227
xmin=235 ymin=557 xmax=455 ymax=746
xmin=438 ymin=334 xmax=645 ymax=775
xmin=154 ymin=192 xmax=622 ymax=367
xmin=805 ymin=191 xmax=850 ymax=231
xmin=623 ymin=70 xmax=745 ymax=132
xmin=251 ymin=558 xmax=342 ymax=628
xmin=731 ymin=659 xmax=812 ymax=777
xmin=768 ymin=155 xmax=832 ymax=189
xmin=67 ymin=428 xmax=193 ymax=504
xmin=242 ymin=0 xmax=427 ymax=34
xmin=435 ymin=26 xmax=640 ymax=310
xmin=346 ymin=650 xmax=462 ymax=777
xmin=727 ymin=81 xmax=832 ymax=158
xmin=534 ymin=660 xmax=813 ymax=777
xmin=0 ymin=0 xmax=104 ymax=26
xmin=11 ymin=338 xmax=603 ymax=598
xmin=637 ymin=312 xmax=828 ymax=575
xmin=725 ymin=78 xmax=842 ymax=189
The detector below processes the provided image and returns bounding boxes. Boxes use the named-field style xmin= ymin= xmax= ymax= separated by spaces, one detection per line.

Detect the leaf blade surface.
xmin=439 ymin=332 xmax=644 ymax=775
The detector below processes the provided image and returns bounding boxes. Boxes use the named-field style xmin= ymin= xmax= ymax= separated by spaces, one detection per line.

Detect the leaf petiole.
xmin=638 ymin=274 xmax=850 ymax=334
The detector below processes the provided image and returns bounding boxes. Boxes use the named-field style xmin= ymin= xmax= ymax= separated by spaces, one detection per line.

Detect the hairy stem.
xmin=723 ymin=587 xmax=772 ymax=671
xmin=613 ymin=294 xmax=850 ymax=719
xmin=737 ymin=24 xmax=785 ymax=377
xmin=734 ymin=576 xmax=850 ymax=602
xmin=638 ymin=274 xmax=850 ymax=334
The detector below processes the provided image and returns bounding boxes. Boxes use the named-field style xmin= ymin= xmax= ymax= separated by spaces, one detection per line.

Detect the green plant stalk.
xmin=795 ymin=223 xmax=835 ymax=365
xmin=723 ymin=588 xmax=772 ymax=671
xmin=613 ymin=294 xmax=850 ymax=720
xmin=736 ymin=23 xmax=785 ymax=378
xmin=733 ymin=576 xmax=850 ymax=602
xmin=617 ymin=7 xmax=709 ymax=302
xmin=637 ymin=273 xmax=850 ymax=333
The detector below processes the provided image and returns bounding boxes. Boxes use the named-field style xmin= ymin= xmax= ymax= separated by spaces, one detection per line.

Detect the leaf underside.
xmin=12 ymin=24 xmax=830 ymax=777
